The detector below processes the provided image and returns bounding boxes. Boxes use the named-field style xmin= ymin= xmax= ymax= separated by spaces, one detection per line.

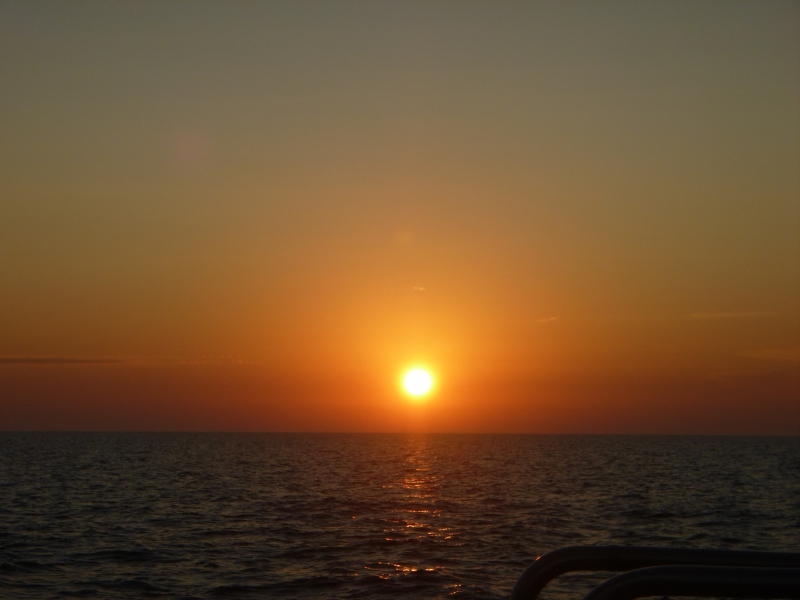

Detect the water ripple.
xmin=0 ymin=433 xmax=798 ymax=599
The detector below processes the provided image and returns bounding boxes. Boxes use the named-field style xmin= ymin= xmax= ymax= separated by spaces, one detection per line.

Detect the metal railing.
xmin=584 ymin=565 xmax=800 ymax=600
xmin=509 ymin=545 xmax=800 ymax=600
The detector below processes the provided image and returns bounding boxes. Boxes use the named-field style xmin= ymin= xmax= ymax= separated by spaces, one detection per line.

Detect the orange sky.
xmin=1 ymin=1 xmax=798 ymax=433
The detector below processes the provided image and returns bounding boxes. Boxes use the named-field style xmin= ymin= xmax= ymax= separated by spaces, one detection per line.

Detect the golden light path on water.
xmin=364 ymin=437 xmax=460 ymax=595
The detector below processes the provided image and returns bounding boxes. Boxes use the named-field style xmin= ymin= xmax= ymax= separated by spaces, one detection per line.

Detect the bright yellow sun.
xmin=402 ymin=368 xmax=434 ymax=397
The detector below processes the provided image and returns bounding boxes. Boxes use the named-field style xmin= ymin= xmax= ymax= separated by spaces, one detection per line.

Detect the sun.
xmin=402 ymin=368 xmax=434 ymax=398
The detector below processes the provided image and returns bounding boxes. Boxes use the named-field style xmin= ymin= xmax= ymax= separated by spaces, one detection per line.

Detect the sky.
xmin=0 ymin=0 xmax=798 ymax=433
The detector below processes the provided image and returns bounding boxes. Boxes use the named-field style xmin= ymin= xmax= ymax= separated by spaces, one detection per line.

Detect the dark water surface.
xmin=1 ymin=434 xmax=798 ymax=599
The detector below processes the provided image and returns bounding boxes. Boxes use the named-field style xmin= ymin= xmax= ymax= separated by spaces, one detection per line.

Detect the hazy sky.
xmin=1 ymin=1 xmax=798 ymax=433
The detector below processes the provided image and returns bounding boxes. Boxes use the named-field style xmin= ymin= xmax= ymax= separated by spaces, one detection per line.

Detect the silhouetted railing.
xmin=510 ymin=545 xmax=800 ymax=600
xmin=583 ymin=565 xmax=800 ymax=600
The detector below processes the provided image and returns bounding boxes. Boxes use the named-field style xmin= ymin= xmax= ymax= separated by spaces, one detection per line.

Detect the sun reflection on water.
xmin=364 ymin=436 xmax=462 ymax=595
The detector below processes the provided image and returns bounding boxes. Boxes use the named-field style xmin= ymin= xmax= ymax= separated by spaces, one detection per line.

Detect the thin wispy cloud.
xmin=536 ymin=317 xmax=559 ymax=323
xmin=0 ymin=356 xmax=256 ymax=366
xmin=0 ymin=358 xmax=123 ymax=365
xmin=742 ymin=348 xmax=800 ymax=362
xmin=689 ymin=312 xmax=772 ymax=319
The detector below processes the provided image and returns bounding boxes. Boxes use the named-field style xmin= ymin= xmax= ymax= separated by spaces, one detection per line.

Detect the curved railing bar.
xmin=509 ymin=545 xmax=800 ymax=600
xmin=582 ymin=565 xmax=800 ymax=600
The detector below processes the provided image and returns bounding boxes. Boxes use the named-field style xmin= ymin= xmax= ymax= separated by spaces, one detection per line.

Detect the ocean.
xmin=1 ymin=433 xmax=798 ymax=599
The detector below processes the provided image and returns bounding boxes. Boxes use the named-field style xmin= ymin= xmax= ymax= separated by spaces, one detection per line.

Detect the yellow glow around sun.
xmin=403 ymin=368 xmax=434 ymax=397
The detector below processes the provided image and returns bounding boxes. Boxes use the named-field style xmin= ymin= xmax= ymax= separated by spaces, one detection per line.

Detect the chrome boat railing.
xmin=583 ymin=565 xmax=800 ymax=600
xmin=510 ymin=545 xmax=800 ymax=600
